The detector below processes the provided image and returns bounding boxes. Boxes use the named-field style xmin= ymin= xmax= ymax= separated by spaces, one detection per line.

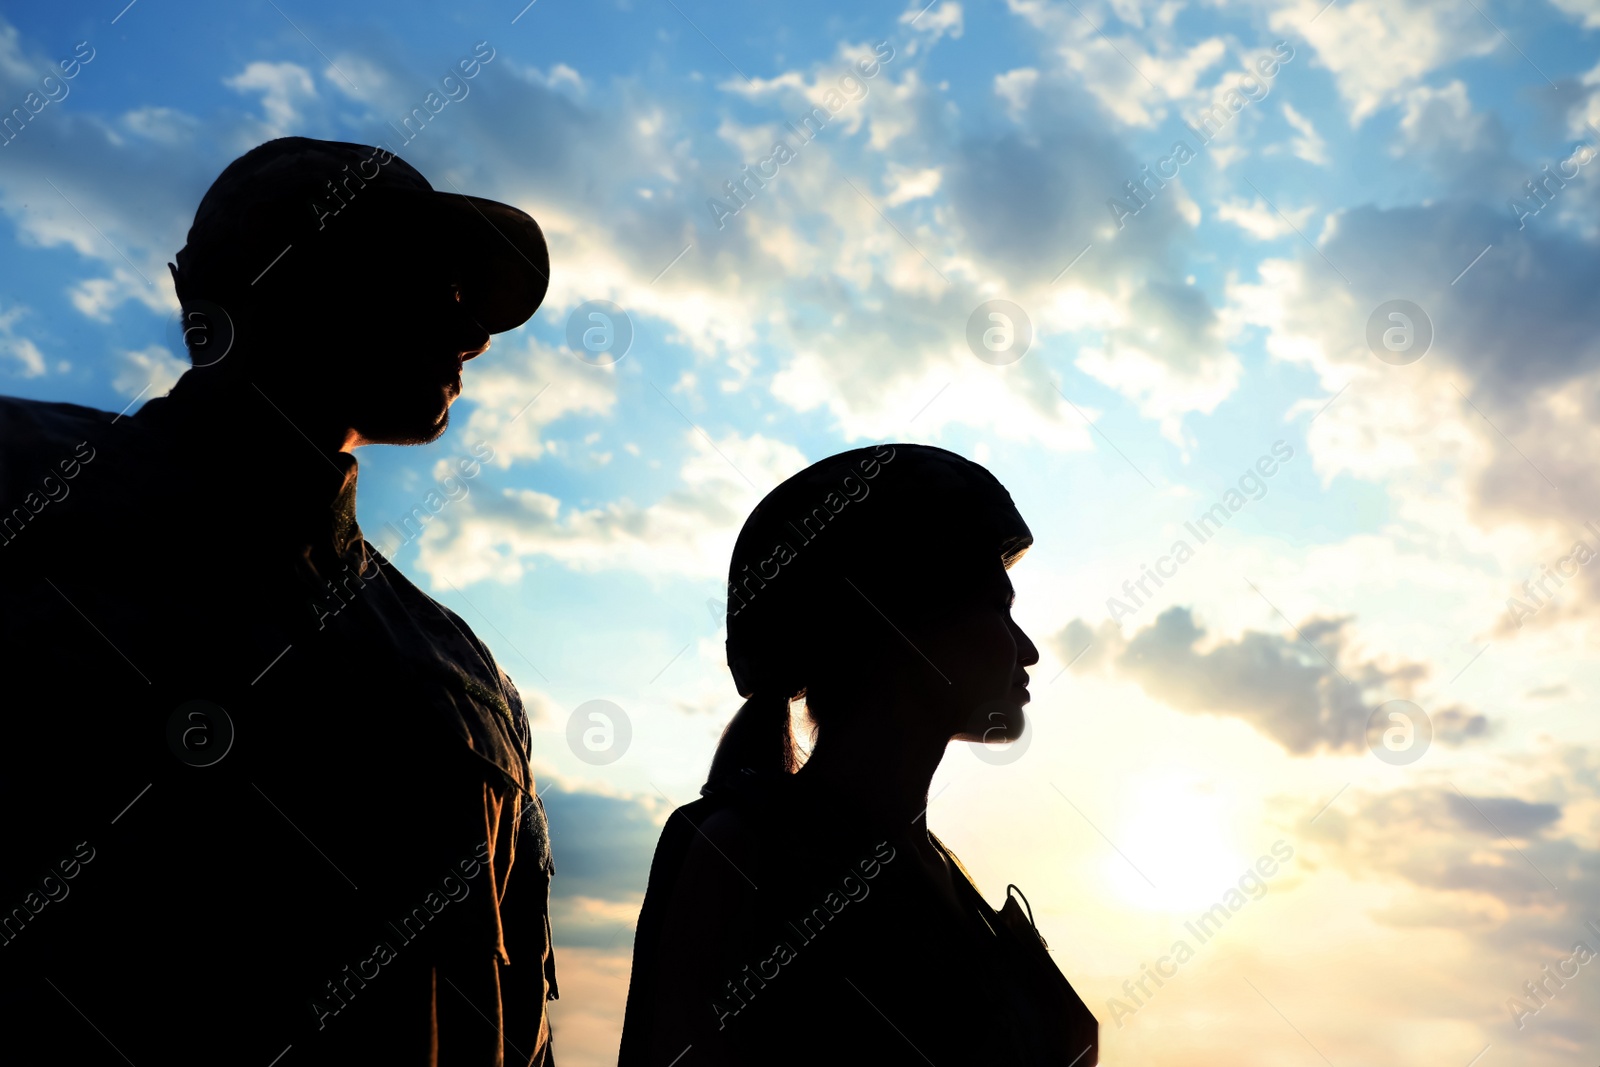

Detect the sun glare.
xmin=1107 ymin=773 xmax=1250 ymax=913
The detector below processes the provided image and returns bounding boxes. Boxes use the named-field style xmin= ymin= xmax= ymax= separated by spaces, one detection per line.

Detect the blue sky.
xmin=5 ymin=0 xmax=1600 ymax=1062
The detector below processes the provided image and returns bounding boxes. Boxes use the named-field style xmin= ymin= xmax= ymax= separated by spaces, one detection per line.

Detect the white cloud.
xmin=0 ymin=26 xmax=213 ymax=324
xmin=1281 ymin=101 xmax=1328 ymax=165
xmin=772 ymin=347 xmax=1096 ymax=450
xmin=316 ymin=53 xmax=395 ymax=105
xmin=69 ymin=269 xmax=170 ymax=321
xmin=1264 ymin=0 xmax=1498 ymax=125
xmin=412 ymin=430 xmax=808 ymax=588
xmin=457 ymin=336 xmax=619 ymax=468
xmin=882 ymin=163 xmax=941 ymax=206
xmin=718 ymin=39 xmax=906 ymax=143
xmin=1216 ymin=194 xmax=1314 ymax=240
xmin=1396 ymin=80 xmax=1486 ymax=154
xmin=1225 ymin=199 xmax=1600 ymax=645
xmin=0 ymin=303 xmax=45 ymax=377
xmin=901 ymin=0 xmax=964 ymax=41
xmin=1550 ymin=0 xmax=1600 ymax=28
xmin=111 ymin=344 xmax=187 ymax=399
xmin=506 ymin=60 xmax=586 ymax=96
xmin=120 ymin=106 xmax=201 ymax=146
xmin=1074 ymin=342 xmax=1239 ymax=448
xmin=1004 ymin=0 xmax=1230 ymax=128
xmin=223 ymin=61 xmax=318 ymax=137
xmin=994 ymin=67 xmax=1039 ymax=120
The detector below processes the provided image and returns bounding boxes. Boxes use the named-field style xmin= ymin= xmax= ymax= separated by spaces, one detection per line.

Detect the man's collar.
xmin=133 ymin=379 xmax=366 ymax=569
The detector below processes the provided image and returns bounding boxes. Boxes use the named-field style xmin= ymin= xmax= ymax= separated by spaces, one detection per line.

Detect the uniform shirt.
xmin=0 ymin=388 xmax=557 ymax=1066
xmin=619 ymin=770 xmax=1097 ymax=1066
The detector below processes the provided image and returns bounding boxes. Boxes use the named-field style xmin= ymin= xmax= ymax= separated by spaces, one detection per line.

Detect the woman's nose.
xmin=1013 ymin=621 xmax=1040 ymax=667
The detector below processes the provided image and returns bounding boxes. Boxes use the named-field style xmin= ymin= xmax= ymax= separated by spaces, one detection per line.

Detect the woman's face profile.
xmin=903 ymin=549 xmax=1039 ymax=747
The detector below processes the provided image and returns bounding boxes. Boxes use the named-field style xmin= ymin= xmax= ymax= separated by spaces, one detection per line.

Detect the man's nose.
xmin=458 ymin=316 xmax=491 ymax=361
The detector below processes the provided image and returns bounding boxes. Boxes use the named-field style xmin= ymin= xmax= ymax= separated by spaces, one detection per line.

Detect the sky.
xmin=3 ymin=0 xmax=1600 ymax=1062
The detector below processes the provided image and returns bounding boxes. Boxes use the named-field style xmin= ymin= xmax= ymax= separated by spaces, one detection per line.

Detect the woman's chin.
xmin=956 ymin=697 xmax=1026 ymax=744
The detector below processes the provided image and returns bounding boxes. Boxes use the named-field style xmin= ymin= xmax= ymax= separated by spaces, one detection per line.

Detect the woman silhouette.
xmin=619 ymin=444 xmax=1097 ymax=1066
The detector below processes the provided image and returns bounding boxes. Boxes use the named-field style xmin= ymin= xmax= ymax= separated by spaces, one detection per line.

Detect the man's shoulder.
xmin=361 ymin=549 xmax=537 ymax=781
xmin=0 ymin=394 xmax=118 ymax=444
xmin=0 ymin=395 xmax=125 ymax=516
xmin=369 ymin=549 xmax=501 ymax=664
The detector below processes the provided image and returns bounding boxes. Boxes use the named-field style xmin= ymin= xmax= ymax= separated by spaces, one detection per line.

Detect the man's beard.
xmin=352 ymin=386 xmax=453 ymax=446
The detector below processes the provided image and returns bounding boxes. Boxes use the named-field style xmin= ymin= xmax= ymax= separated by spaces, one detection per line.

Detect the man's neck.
xmin=167 ymin=369 xmax=359 ymax=455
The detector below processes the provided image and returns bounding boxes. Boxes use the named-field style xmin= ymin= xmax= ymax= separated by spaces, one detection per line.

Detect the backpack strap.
xmin=930 ymin=835 xmax=1100 ymax=1065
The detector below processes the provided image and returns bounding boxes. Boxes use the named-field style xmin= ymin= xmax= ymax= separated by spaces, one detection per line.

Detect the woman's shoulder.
xmin=669 ymin=799 xmax=762 ymax=895
xmin=641 ymin=777 xmax=793 ymax=924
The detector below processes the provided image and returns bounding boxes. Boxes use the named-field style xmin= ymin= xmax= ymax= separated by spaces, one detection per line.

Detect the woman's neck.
xmin=796 ymin=712 xmax=950 ymax=838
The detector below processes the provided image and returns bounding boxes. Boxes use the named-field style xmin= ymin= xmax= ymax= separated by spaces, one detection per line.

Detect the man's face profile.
xmin=249 ymin=217 xmax=495 ymax=448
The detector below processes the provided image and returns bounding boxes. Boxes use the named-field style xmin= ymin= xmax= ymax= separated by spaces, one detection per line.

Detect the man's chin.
xmin=354 ymin=406 xmax=451 ymax=447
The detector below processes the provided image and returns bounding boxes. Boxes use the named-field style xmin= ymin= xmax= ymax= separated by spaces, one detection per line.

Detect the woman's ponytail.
xmin=705 ymin=690 xmax=799 ymax=787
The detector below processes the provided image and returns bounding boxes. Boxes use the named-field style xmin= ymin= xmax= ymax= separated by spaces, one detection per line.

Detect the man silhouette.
xmin=0 ymin=138 xmax=557 ymax=1065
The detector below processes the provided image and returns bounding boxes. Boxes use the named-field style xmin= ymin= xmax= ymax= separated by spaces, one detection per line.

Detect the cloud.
xmin=0 ymin=9 xmax=1250 ymax=461
xmin=1392 ymin=81 xmax=1521 ymax=197
xmin=1285 ymin=761 xmax=1600 ymax=1052
xmin=223 ymin=61 xmax=318 ymax=137
xmin=1226 ymin=199 xmax=1600 ymax=635
xmin=901 ymin=0 xmax=963 ymax=42
xmin=456 ymin=336 xmax=619 ymax=468
xmin=1550 ymin=0 xmax=1600 ymax=29
xmin=1005 ymin=0 xmax=1229 ymax=129
xmin=0 ymin=303 xmax=46 ymax=377
xmin=1263 ymin=0 xmax=1499 ymax=125
xmin=541 ymin=782 xmax=666 ymax=902
xmin=1056 ymin=606 xmax=1491 ymax=756
xmin=412 ymin=430 xmax=808 ymax=588
xmin=1215 ymin=194 xmax=1314 ymax=239
xmin=111 ymin=344 xmax=187 ymax=399
xmin=1444 ymin=792 xmax=1562 ymax=839
xmin=1304 ymin=767 xmax=1594 ymax=922
xmin=994 ymin=68 xmax=1039 ymax=120
xmin=882 ymin=163 xmax=941 ymax=206
xmin=120 ymin=106 xmax=202 ymax=147
xmin=942 ymin=70 xmax=1242 ymax=443
xmin=0 ymin=29 xmax=275 ymax=325
xmin=1280 ymin=101 xmax=1328 ymax=165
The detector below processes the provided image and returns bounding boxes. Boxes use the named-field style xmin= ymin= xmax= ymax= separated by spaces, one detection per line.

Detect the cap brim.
xmin=424 ymin=193 xmax=550 ymax=335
